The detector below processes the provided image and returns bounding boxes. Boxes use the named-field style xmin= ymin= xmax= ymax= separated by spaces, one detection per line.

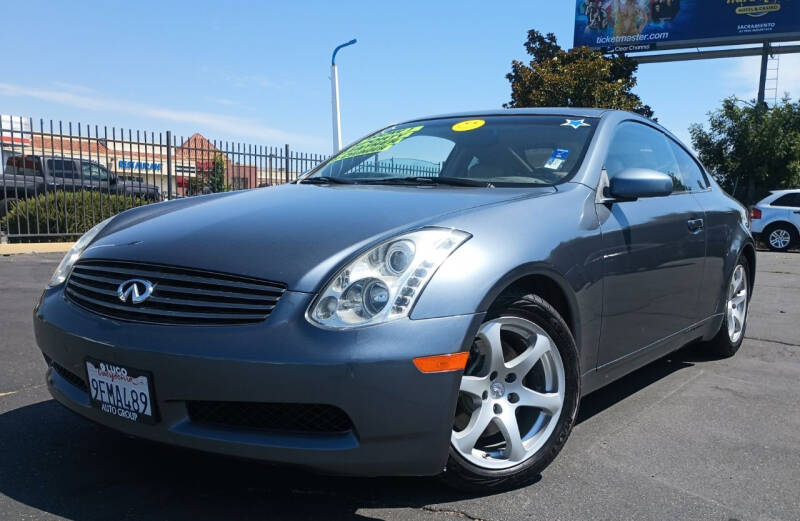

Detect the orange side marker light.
xmin=413 ymin=352 xmax=470 ymax=373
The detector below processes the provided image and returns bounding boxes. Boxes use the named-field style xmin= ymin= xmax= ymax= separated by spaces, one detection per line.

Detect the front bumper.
xmin=34 ymin=286 xmax=483 ymax=476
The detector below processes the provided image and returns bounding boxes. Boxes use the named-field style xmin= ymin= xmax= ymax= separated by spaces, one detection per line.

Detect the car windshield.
xmin=305 ymin=115 xmax=598 ymax=186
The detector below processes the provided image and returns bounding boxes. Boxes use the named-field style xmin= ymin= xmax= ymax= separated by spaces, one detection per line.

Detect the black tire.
xmin=441 ymin=292 xmax=580 ymax=492
xmin=702 ymin=256 xmax=750 ymax=358
xmin=763 ymin=223 xmax=795 ymax=252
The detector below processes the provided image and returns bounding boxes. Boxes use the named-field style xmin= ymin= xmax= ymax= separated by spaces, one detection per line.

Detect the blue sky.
xmin=0 ymin=0 xmax=797 ymax=154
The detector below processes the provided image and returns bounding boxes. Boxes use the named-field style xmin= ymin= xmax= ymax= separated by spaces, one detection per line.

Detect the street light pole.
xmin=331 ymin=39 xmax=357 ymax=154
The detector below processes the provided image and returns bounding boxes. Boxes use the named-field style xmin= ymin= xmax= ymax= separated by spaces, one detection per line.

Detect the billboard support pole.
xmin=757 ymin=42 xmax=771 ymax=106
xmin=630 ymin=44 xmax=800 ymax=64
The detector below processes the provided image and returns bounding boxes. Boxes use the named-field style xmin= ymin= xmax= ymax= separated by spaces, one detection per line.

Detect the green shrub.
xmin=1 ymin=191 xmax=149 ymax=242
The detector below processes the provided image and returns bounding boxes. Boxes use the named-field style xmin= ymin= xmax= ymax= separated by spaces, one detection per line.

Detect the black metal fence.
xmin=0 ymin=116 xmax=327 ymax=242
xmin=346 ymin=158 xmax=441 ymax=178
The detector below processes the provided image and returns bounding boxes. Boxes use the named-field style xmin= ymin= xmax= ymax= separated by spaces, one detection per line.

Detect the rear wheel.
xmin=765 ymin=224 xmax=795 ymax=252
xmin=442 ymin=293 xmax=580 ymax=491
xmin=703 ymin=256 xmax=750 ymax=358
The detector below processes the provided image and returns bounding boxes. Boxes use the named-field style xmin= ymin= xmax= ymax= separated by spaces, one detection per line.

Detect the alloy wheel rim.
xmin=769 ymin=229 xmax=791 ymax=249
xmin=726 ymin=264 xmax=748 ymax=344
xmin=452 ymin=316 xmax=565 ymax=470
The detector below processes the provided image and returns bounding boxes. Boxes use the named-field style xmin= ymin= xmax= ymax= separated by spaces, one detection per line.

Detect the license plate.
xmin=85 ymin=358 xmax=157 ymax=424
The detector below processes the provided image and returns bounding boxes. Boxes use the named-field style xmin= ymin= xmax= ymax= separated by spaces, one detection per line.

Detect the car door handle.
xmin=794 ymin=210 xmax=800 ymax=214
xmin=687 ymin=218 xmax=704 ymax=232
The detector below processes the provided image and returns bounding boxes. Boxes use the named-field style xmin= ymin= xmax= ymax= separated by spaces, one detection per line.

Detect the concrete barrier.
xmin=0 ymin=242 xmax=74 ymax=255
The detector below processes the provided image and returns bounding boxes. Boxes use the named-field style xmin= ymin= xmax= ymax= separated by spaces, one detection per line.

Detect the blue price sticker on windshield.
xmin=543 ymin=148 xmax=570 ymax=170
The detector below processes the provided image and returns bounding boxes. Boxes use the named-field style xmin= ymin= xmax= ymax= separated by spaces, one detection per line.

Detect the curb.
xmin=0 ymin=242 xmax=74 ymax=255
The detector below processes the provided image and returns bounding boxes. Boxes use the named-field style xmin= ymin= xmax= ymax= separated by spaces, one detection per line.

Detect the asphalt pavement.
xmin=1 ymin=251 xmax=798 ymax=521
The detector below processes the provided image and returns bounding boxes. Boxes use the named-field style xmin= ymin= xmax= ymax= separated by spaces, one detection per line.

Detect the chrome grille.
xmin=65 ymin=260 xmax=286 ymax=325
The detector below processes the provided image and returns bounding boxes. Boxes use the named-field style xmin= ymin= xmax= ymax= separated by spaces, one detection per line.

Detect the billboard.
xmin=574 ymin=0 xmax=800 ymax=53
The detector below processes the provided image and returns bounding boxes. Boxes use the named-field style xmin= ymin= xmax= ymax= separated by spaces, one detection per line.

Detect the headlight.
xmin=308 ymin=228 xmax=471 ymax=328
xmin=47 ymin=217 xmax=114 ymax=287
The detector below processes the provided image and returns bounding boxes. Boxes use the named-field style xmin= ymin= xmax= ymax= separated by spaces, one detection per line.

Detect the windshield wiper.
xmin=360 ymin=176 xmax=493 ymax=187
xmin=297 ymin=176 xmax=357 ymax=185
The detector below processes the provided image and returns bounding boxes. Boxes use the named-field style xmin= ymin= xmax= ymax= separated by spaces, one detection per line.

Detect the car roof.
xmin=39 ymin=156 xmax=98 ymax=163
xmin=401 ymin=107 xmax=615 ymax=124
xmin=394 ymin=107 xmax=689 ymax=151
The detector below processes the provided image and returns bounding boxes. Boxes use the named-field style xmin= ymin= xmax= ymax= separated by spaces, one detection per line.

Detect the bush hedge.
xmin=1 ymin=191 xmax=149 ymax=242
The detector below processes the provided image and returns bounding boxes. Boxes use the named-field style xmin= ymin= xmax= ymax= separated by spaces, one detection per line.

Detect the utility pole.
xmin=330 ymin=39 xmax=357 ymax=154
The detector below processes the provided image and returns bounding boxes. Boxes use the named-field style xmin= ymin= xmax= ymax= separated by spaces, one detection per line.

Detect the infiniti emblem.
xmin=117 ymin=279 xmax=155 ymax=304
xmin=490 ymin=382 xmax=505 ymax=399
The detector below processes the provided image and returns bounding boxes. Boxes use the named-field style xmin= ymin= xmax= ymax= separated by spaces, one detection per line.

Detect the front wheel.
xmin=442 ymin=293 xmax=580 ymax=491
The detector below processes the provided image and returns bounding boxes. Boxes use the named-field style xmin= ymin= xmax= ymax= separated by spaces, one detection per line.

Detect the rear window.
xmin=4 ymin=155 xmax=43 ymax=176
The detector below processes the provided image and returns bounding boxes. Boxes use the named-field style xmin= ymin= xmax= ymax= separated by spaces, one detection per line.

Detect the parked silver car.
xmin=749 ymin=189 xmax=800 ymax=251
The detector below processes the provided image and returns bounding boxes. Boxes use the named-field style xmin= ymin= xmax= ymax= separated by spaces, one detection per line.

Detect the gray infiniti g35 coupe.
xmin=34 ymin=108 xmax=755 ymax=490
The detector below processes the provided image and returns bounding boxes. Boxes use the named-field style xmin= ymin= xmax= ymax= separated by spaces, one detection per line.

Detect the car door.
xmin=81 ymin=161 xmax=110 ymax=193
xmin=597 ymin=121 xmax=707 ymax=367
xmin=668 ymin=138 xmax=731 ymax=321
xmin=767 ymin=193 xmax=794 ymax=225
xmin=776 ymin=193 xmax=800 ymax=234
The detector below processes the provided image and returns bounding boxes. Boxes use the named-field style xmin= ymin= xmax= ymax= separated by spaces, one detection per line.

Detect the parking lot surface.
xmin=1 ymin=251 xmax=798 ymax=521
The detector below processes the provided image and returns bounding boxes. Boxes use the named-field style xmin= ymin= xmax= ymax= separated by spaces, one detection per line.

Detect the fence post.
xmin=166 ymin=130 xmax=173 ymax=200
xmin=284 ymin=144 xmax=290 ymax=183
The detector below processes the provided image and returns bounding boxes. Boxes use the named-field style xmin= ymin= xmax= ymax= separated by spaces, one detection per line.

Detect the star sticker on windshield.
xmin=561 ymin=119 xmax=591 ymax=129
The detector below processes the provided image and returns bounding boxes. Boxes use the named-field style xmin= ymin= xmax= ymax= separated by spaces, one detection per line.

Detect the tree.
xmin=505 ymin=30 xmax=653 ymax=118
xmin=187 ymin=152 xmax=228 ymax=195
xmin=208 ymin=153 xmax=227 ymax=193
xmin=690 ymin=97 xmax=800 ymax=205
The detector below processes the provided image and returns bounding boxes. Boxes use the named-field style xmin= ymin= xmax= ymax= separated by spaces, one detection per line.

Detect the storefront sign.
xmin=118 ymin=160 xmax=161 ymax=171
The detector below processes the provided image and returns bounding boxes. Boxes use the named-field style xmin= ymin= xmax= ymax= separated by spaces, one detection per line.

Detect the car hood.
xmin=84 ymin=183 xmax=554 ymax=291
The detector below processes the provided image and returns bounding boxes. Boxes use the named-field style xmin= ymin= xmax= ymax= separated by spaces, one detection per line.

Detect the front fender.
xmin=411 ymin=183 xmax=605 ymax=376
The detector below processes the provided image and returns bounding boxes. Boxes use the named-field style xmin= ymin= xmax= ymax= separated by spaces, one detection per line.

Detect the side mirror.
xmin=607 ymin=168 xmax=673 ymax=201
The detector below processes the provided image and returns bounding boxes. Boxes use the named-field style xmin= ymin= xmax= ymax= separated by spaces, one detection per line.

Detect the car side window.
xmin=605 ymin=122 xmax=683 ymax=191
xmin=81 ymin=161 xmax=110 ymax=181
xmin=46 ymin=159 xmax=77 ymax=179
xmin=772 ymin=194 xmax=800 ymax=208
xmin=669 ymin=141 xmax=708 ymax=192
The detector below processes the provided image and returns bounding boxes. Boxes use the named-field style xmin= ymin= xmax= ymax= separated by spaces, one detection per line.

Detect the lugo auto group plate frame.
xmin=84 ymin=358 xmax=159 ymax=425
